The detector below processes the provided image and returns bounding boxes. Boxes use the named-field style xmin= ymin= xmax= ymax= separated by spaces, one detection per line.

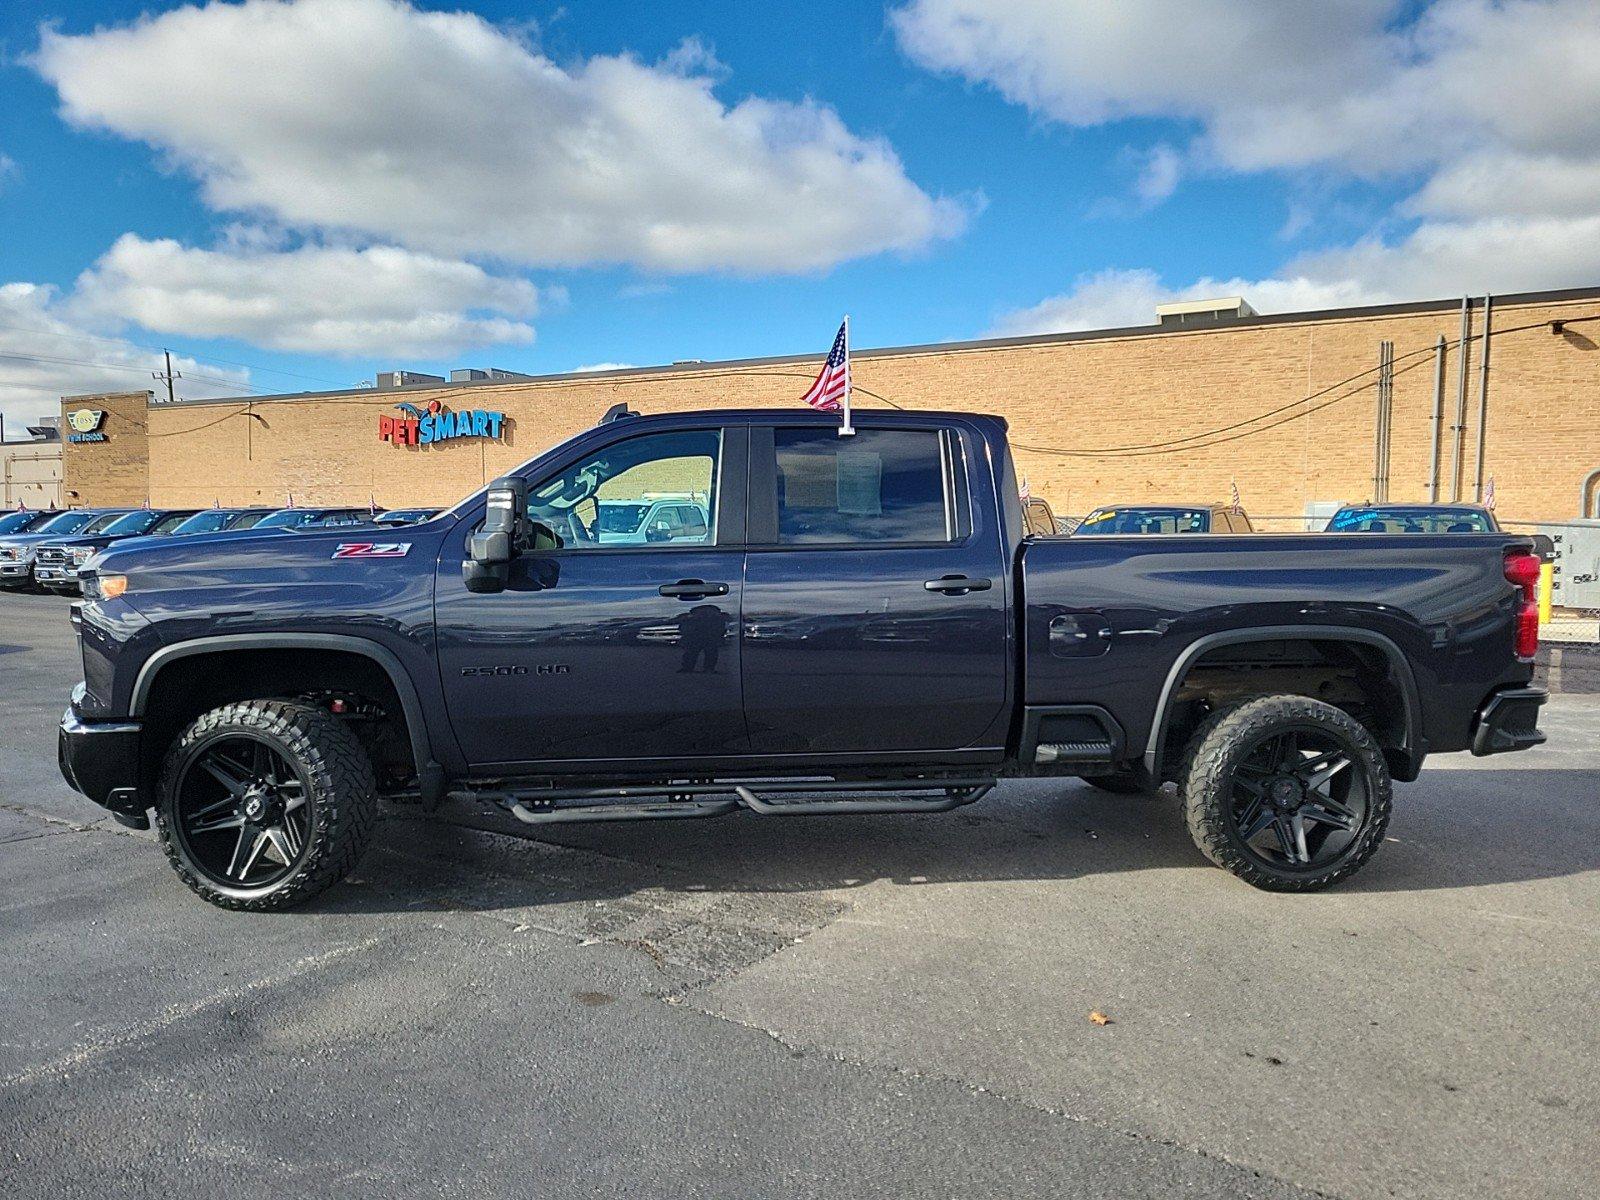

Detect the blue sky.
xmin=1 ymin=0 xmax=1596 ymax=425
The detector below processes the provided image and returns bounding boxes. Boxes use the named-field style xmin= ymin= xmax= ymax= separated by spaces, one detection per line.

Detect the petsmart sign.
xmin=379 ymin=399 xmax=507 ymax=447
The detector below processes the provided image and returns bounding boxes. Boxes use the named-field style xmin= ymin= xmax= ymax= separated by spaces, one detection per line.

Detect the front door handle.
xmin=923 ymin=574 xmax=992 ymax=595
xmin=659 ymin=579 xmax=729 ymax=599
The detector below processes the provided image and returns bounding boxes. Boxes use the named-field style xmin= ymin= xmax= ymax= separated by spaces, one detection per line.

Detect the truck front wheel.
xmin=1180 ymin=695 xmax=1391 ymax=892
xmin=154 ymin=700 xmax=378 ymax=911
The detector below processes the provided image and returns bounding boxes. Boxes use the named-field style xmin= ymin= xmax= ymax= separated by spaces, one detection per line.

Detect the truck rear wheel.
xmin=1180 ymin=695 xmax=1391 ymax=892
xmin=154 ymin=700 xmax=377 ymax=911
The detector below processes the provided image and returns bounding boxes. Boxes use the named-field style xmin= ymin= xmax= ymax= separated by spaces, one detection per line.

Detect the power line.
xmin=0 ymin=349 xmax=266 ymax=394
xmin=1008 ymin=309 xmax=1598 ymax=459
xmin=0 ymin=319 xmax=345 ymax=388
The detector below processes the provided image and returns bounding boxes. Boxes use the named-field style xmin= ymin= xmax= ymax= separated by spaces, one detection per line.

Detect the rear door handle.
xmin=659 ymin=579 xmax=729 ymax=599
xmin=923 ymin=574 xmax=992 ymax=595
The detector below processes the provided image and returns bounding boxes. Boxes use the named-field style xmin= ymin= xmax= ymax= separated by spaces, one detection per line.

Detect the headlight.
xmin=0 ymin=547 xmax=13 ymax=561
xmin=71 ymin=546 xmax=94 ymax=564
xmin=81 ymin=573 xmax=128 ymax=601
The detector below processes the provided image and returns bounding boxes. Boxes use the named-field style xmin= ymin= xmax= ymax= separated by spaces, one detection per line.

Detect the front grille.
xmin=36 ymin=547 xmax=68 ymax=567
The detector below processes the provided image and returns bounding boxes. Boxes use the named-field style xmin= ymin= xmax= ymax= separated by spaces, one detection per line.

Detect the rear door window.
xmin=772 ymin=428 xmax=953 ymax=545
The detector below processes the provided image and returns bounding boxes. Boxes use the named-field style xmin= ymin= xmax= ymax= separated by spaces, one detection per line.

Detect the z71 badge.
xmin=332 ymin=542 xmax=412 ymax=559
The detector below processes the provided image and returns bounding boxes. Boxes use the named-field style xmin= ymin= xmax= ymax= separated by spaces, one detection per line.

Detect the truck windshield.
xmin=34 ymin=511 xmax=98 ymax=535
xmin=0 ymin=511 xmax=43 ymax=534
xmin=102 ymin=511 xmax=166 ymax=536
xmin=171 ymin=510 xmax=237 ymax=535
xmin=255 ymin=509 xmax=324 ymax=528
xmin=1077 ymin=507 xmax=1210 ymax=534
xmin=1326 ymin=507 xmax=1493 ymax=533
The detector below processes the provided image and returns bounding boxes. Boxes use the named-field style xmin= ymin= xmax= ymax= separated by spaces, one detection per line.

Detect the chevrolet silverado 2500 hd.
xmin=58 ymin=408 xmax=1547 ymax=909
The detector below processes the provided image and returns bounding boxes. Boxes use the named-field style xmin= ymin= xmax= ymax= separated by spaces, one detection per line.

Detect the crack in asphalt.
xmin=0 ymin=936 xmax=390 ymax=1090
xmin=677 ymin=995 xmax=1340 ymax=1200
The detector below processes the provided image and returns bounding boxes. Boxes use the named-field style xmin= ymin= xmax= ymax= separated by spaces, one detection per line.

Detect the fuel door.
xmin=1048 ymin=612 xmax=1113 ymax=658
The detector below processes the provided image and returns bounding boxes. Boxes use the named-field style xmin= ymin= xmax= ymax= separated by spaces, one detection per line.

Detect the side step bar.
xmin=464 ymin=777 xmax=996 ymax=827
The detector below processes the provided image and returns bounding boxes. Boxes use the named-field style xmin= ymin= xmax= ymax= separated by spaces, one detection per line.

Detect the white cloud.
xmin=902 ymin=1 xmax=1600 ymax=325
xmin=892 ymin=0 xmax=1600 ymax=179
xmin=571 ymin=363 xmax=638 ymax=373
xmin=1133 ymin=144 xmax=1181 ymax=208
xmin=70 ymin=234 xmax=538 ymax=357
xmin=36 ymin=0 xmax=965 ymax=274
xmin=0 ymin=282 xmax=250 ymax=432
xmin=991 ymin=269 xmax=1379 ymax=337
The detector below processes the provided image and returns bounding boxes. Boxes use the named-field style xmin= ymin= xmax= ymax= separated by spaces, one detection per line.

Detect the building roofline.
xmin=137 ymin=283 xmax=1600 ymax=409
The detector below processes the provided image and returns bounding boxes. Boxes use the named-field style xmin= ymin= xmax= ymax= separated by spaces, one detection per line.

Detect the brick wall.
xmin=121 ymin=292 xmax=1600 ymax=523
xmin=59 ymin=391 xmax=151 ymax=507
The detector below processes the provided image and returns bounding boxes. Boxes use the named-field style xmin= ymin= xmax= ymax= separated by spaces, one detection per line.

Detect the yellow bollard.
xmin=1538 ymin=561 xmax=1554 ymax=625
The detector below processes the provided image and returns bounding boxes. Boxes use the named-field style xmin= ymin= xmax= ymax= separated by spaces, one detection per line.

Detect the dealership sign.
xmin=65 ymin=409 xmax=108 ymax=444
xmin=379 ymin=399 xmax=506 ymax=447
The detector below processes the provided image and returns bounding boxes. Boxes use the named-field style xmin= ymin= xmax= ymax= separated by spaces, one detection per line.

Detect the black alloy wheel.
xmin=1182 ymin=695 xmax=1392 ymax=892
xmin=155 ymin=700 xmax=377 ymax=910
xmin=173 ymin=735 xmax=313 ymax=889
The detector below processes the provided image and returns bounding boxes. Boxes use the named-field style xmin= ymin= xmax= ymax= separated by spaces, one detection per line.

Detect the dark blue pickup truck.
xmin=59 ymin=408 xmax=1548 ymax=910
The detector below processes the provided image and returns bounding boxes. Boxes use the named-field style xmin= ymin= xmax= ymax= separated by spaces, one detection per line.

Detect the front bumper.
xmin=1470 ymin=685 xmax=1548 ymax=756
xmin=0 ymin=560 xmax=34 ymax=585
xmin=59 ymin=690 xmax=146 ymax=822
xmin=34 ymin=565 xmax=82 ymax=591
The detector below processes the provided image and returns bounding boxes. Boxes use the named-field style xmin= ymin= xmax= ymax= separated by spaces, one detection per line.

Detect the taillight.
xmin=1504 ymin=550 xmax=1541 ymax=662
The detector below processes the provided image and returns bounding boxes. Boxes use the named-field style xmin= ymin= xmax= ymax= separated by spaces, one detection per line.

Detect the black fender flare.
xmin=130 ymin=632 xmax=434 ymax=774
xmin=1142 ymin=625 xmax=1424 ymax=780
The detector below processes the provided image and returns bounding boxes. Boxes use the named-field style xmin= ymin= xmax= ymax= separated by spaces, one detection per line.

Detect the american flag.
xmin=800 ymin=318 xmax=850 ymax=413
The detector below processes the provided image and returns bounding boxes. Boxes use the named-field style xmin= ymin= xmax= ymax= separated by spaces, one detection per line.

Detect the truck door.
xmin=740 ymin=423 xmax=1011 ymax=758
xmin=435 ymin=425 xmax=747 ymax=768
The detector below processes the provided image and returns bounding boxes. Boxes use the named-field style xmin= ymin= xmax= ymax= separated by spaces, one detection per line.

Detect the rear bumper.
xmin=1470 ymin=685 xmax=1548 ymax=756
xmin=58 ymin=693 xmax=145 ymax=819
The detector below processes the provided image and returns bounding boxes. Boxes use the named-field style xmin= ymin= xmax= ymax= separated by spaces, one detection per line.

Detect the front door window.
xmin=528 ymin=430 xmax=719 ymax=549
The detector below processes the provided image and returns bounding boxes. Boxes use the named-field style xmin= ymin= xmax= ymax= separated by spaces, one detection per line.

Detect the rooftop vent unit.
xmin=1154 ymin=296 xmax=1257 ymax=327
xmin=449 ymin=367 xmax=535 ymax=383
xmin=376 ymin=370 xmax=446 ymax=390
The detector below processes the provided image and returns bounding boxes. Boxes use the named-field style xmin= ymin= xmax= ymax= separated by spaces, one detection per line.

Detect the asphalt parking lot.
xmin=2 ymin=589 xmax=1597 ymax=1200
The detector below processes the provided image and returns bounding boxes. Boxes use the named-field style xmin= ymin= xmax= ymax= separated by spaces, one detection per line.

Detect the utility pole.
xmin=153 ymin=350 xmax=180 ymax=404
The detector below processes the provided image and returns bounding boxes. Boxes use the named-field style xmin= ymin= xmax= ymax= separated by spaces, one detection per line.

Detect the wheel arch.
xmin=1143 ymin=625 xmax=1423 ymax=781
xmin=131 ymin=633 xmax=434 ymax=774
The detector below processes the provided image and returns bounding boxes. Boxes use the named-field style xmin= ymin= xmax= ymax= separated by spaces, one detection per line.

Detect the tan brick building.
xmin=61 ymin=286 xmax=1600 ymax=524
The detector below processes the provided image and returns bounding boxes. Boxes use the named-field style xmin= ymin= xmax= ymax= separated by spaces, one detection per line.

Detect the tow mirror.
xmin=465 ymin=477 xmax=529 ymax=594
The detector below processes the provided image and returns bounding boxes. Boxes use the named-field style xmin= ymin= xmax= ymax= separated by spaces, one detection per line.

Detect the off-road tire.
xmin=155 ymin=700 xmax=377 ymax=911
xmin=1180 ymin=695 xmax=1392 ymax=892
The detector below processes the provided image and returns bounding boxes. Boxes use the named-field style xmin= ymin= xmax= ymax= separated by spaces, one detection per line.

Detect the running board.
xmin=1033 ymin=740 xmax=1115 ymax=765
xmin=465 ymin=777 xmax=996 ymax=827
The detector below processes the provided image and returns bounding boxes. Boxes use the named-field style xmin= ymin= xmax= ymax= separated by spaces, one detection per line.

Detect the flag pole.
xmin=838 ymin=313 xmax=855 ymax=438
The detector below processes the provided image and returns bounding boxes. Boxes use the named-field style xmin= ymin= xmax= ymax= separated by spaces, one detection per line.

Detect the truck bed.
xmin=1019 ymin=531 xmax=1535 ymax=773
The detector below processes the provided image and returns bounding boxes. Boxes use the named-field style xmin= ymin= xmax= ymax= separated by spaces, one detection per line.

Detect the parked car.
xmin=1075 ymin=504 xmax=1254 ymax=534
xmin=0 ymin=509 xmax=130 ymax=590
xmin=252 ymin=507 xmax=375 ymax=529
xmin=59 ymin=407 xmax=1548 ymax=911
xmin=35 ymin=508 xmax=200 ymax=593
xmin=371 ymin=508 xmax=442 ymax=527
xmin=168 ymin=508 xmax=278 ymax=536
xmin=1324 ymin=503 xmax=1500 ymax=533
